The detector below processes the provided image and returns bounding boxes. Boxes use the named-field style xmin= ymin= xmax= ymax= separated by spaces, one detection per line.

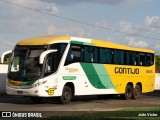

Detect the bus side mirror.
xmin=1 ymin=50 xmax=12 ymax=64
xmin=39 ymin=49 xmax=57 ymax=64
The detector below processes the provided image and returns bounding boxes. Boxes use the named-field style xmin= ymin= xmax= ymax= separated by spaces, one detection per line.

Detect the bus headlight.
xmin=31 ymin=80 xmax=47 ymax=88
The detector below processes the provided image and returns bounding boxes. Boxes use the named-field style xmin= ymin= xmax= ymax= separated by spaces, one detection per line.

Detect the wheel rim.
xmin=126 ymin=86 xmax=132 ymax=98
xmin=64 ymin=91 xmax=71 ymax=100
xmin=135 ymin=87 xmax=140 ymax=97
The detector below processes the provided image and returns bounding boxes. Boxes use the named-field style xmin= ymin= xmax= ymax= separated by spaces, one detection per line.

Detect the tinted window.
xmin=64 ymin=44 xmax=154 ymax=67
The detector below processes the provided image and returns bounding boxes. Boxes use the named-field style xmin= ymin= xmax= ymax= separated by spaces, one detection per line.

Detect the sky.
xmin=0 ymin=0 xmax=160 ymax=56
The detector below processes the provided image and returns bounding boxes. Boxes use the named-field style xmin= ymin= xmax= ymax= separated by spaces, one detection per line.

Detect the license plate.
xmin=17 ymin=91 xmax=23 ymax=94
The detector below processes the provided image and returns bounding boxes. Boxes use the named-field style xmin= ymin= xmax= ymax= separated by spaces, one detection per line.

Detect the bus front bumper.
xmin=6 ymin=85 xmax=59 ymax=97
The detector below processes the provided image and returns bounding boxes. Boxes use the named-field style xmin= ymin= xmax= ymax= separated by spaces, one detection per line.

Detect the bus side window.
xmin=72 ymin=50 xmax=80 ymax=62
xmin=146 ymin=53 xmax=154 ymax=66
xmin=120 ymin=50 xmax=124 ymax=64
xmin=151 ymin=54 xmax=154 ymax=65
xmin=84 ymin=47 xmax=92 ymax=63
xmin=107 ymin=49 xmax=112 ymax=64
xmin=130 ymin=52 xmax=136 ymax=65
xmin=65 ymin=45 xmax=82 ymax=65
xmin=50 ymin=43 xmax=67 ymax=58
xmin=140 ymin=53 xmax=146 ymax=66
xmin=146 ymin=54 xmax=151 ymax=66
xmin=65 ymin=48 xmax=72 ymax=65
xmin=115 ymin=50 xmax=124 ymax=64
xmin=136 ymin=53 xmax=141 ymax=65
xmin=93 ymin=47 xmax=99 ymax=63
xmin=100 ymin=48 xmax=112 ymax=64
xmin=113 ymin=50 xmax=118 ymax=64
xmin=124 ymin=51 xmax=130 ymax=65
xmin=100 ymin=48 xmax=107 ymax=63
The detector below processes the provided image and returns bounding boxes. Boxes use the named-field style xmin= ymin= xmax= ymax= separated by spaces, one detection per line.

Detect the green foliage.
xmin=0 ymin=53 xmax=12 ymax=64
xmin=156 ymin=55 xmax=160 ymax=72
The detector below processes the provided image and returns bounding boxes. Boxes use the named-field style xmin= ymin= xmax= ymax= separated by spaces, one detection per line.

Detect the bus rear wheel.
xmin=122 ymin=85 xmax=133 ymax=100
xmin=132 ymin=85 xmax=141 ymax=99
xmin=59 ymin=86 xmax=72 ymax=104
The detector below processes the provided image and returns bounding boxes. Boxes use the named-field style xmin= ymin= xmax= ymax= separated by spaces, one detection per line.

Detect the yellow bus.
xmin=6 ymin=36 xmax=155 ymax=104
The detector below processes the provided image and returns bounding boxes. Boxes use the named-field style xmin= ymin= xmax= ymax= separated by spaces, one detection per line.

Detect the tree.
xmin=0 ymin=53 xmax=12 ymax=64
xmin=156 ymin=55 xmax=160 ymax=73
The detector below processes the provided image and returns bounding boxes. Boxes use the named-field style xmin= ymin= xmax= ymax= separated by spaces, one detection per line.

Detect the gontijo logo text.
xmin=115 ymin=67 xmax=139 ymax=74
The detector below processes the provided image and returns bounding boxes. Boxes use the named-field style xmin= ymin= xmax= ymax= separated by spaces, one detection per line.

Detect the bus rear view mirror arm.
xmin=39 ymin=49 xmax=57 ymax=64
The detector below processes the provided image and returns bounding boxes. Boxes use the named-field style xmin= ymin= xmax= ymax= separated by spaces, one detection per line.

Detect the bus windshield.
xmin=8 ymin=46 xmax=47 ymax=81
xmin=8 ymin=43 xmax=67 ymax=81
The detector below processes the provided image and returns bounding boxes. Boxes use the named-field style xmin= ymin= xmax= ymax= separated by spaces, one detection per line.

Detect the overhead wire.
xmin=1 ymin=0 xmax=160 ymax=40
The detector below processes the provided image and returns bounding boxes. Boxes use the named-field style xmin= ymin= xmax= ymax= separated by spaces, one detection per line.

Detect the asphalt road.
xmin=0 ymin=92 xmax=159 ymax=112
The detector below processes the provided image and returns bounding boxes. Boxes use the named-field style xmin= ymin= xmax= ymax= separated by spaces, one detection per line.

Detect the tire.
xmin=30 ymin=97 xmax=43 ymax=104
xmin=122 ymin=85 xmax=133 ymax=100
xmin=59 ymin=86 xmax=72 ymax=104
xmin=132 ymin=85 xmax=141 ymax=99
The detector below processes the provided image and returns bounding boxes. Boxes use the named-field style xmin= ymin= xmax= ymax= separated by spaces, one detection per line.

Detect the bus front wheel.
xmin=132 ymin=85 xmax=141 ymax=99
xmin=59 ymin=86 xmax=72 ymax=104
xmin=122 ymin=85 xmax=133 ymax=100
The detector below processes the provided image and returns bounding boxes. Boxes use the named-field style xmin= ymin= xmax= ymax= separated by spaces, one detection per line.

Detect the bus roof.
xmin=17 ymin=35 xmax=154 ymax=53
xmin=17 ymin=36 xmax=71 ymax=46
xmin=91 ymin=39 xmax=154 ymax=53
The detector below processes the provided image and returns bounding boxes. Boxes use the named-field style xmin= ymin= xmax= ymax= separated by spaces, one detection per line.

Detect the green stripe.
xmin=83 ymin=42 xmax=95 ymax=46
xmin=80 ymin=63 xmax=106 ymax=89
xmin=20 ymin=80 xmax=36 ymax=85
xmin=80 ymin=63 xmax=115 ymax=89
xmin=93 ymin=64 xmax=115 ymax=89
xmin=70 ymin=41 xmax=95 ymax=46
xmin=70 ymin=41 xmax=84 ymax=45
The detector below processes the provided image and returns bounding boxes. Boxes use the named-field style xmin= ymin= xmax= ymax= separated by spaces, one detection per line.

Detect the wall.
xmin=154 ymin=73 xmax=160 ymax=90
xmin=0 ymin=64 xmax=8 ymax=94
